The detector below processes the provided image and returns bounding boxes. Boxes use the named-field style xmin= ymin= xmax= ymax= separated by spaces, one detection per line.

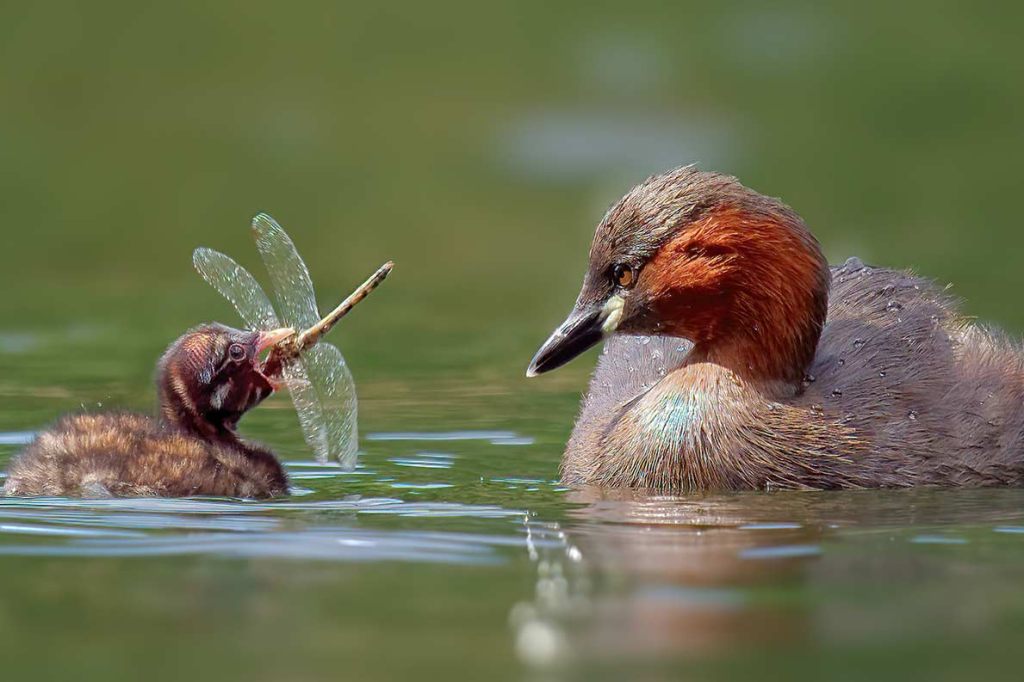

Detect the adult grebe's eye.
xmin=612 ymin=263 xmax=635 ymax=288
xmin=228 ymin=343 xmax=247 ymax=362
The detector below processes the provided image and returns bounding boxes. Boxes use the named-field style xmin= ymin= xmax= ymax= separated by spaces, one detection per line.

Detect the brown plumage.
xmin=528 ymin=166 xmax=1024 ymax=491
xmin=3 ymin=324 xmax=293 ymax=498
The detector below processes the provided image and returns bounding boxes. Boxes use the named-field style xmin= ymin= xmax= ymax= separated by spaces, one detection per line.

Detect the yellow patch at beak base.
xmin=601 ymin=295 xmax=625 ymax=334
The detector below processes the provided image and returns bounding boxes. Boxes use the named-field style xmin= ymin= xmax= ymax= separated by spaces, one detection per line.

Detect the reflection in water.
xmin=511 ymin=498 xmax=817 ymax=672
xmin=511 ymin=486 xmax=1024 ymax=674
xmin=510 ymin=518 xmax=585 ymax=669
xmin=554 ymin=488 xmax=829 ymax=664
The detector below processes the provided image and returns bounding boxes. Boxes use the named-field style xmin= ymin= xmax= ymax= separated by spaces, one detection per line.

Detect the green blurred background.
xmin=3 ymin=1 xmax=1023 ymax=380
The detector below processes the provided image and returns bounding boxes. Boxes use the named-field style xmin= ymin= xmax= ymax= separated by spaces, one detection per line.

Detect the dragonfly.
xmin=193 ymin=213 xmax=392 ymax=470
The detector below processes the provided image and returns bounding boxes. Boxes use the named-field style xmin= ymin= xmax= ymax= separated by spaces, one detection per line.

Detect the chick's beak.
xmin=253 ymin=327 xmax=294 ymax=392
xmin=527 ymin=295 xmax=624 ymax=377
xmin=256 ymin=327 xmax=295 ymax=354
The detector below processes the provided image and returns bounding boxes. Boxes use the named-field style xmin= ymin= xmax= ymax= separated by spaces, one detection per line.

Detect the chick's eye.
xmin=612 ymin=263 xmax=635 ymax=288
xmin=228 ymin=344 xmax=247 ymax=362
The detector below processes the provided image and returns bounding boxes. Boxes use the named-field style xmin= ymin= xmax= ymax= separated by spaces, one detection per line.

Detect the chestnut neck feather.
xmin=648 ymin=205 xmax=830 ymax=388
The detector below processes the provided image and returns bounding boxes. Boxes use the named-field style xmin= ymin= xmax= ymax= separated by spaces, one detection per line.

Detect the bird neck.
xmin=655 ymin=205 xmax=831 ymax=389
xmin=157 ymin=376 xmax=240 ymax=446
xmin=160 ymin=401 xmax=239 ymax=444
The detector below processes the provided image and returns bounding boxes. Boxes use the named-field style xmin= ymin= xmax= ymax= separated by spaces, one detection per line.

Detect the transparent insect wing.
xmin=251 ymin=213 xmax=321 ymax=330
xmin=192 ymin=248 xmax=281 ymax=331
xmin=281 ymin=359 xmax=331 ymax=463
xmin=306 ymin=342 xmax=358 ymax=469
xmin=248 ymin=214 xmax=360 ymax=466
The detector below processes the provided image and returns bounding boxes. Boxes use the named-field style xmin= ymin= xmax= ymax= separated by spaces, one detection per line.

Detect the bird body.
xmin=529 ymin=167 xmax=1024 ymax=491
xmin=3 ymin=412 xmax=287 ymax=498
xmin=3 ymin=324 xmax=293 ymax=499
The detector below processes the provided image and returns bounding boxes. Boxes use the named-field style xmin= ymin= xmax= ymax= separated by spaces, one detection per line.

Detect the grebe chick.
xmin=528 ymin=166 xmax=1024 ymax=492
xmin=3 ymin=324 xmax=294 ymax=498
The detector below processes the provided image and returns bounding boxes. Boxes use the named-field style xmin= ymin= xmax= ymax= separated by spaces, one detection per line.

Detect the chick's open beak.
xmin=253 ymin=328 xmax=294 ymax=393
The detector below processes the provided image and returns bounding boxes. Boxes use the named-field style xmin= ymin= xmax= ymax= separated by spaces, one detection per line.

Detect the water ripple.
xmin=0 ymin=495 xmax=530 ymax=563
xmin=738 ymin=522 xmax=802 ymax=530
xmin=0 ymin=522 xmax=144 ymax=538
xmin=739 ymin=544 xmax=822 ymax=560
xmin=368 ymin=430 xmax=529 ymax=445
xmin=0 ymin=528 xmax=513 ymax=564
xmin=910 ymin=535 xmax=969 ymax=545
xmin=0 ymin=431 xmax=35 ymax=446
xmin=0 ymin=495 xmax=520 ymax=518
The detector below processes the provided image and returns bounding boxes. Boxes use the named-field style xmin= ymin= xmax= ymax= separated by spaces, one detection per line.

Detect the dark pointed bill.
xmin=526 ymin=305 xmax=605 ymax=377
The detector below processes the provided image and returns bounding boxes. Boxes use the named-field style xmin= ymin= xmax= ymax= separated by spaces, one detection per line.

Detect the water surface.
xmin=2 ymin=336 xmax=1024 ymax=682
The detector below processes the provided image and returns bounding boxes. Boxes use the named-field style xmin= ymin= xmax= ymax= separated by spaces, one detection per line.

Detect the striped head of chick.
xmin=156 ymin=324 xmax=293 ymax=440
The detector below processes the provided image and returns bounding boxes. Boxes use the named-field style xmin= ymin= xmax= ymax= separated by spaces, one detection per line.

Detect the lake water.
xmin=2 ymin=328 xmax=1024 ymax=681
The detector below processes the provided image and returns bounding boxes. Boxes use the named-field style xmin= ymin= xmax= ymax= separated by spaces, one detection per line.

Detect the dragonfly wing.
xmin=251 ymin=213 xmax=320 ymax=330
xmin=252 ymin=214 xmax=359 ymax=467
xmin=306 ymin=342 xmax=358 ymax=469
xmin=281 ymin=359 xmax=331 ymax=464
xmin=193 ymin=248 xmax=280 ymax=331
xmin=282 ymin=343 xmax=358 ymax=468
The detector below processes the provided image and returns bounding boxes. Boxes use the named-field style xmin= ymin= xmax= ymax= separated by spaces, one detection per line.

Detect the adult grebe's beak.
xmin=527 ymin=295 xmax=623 ymax=377
xmin=256 ymin=327 xmax=295 ymax=354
